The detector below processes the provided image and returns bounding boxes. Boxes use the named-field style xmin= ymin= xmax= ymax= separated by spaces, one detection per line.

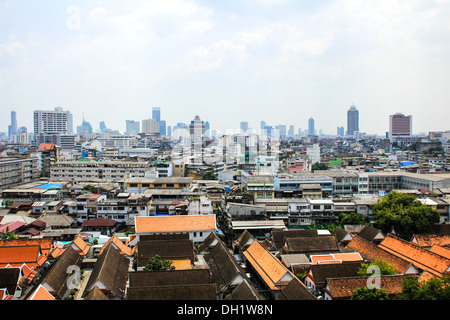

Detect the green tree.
xmin=397 ymin=276 xmax=450 ymax=300
xmin=144 ymin=255 xmax=175 ymax=271
xmin=0 ymin=227 xmax=18 ymax=240
xmin=351 ymin=287 xmax=389 ymax=300
xmin=312 ymin=162 xmax=328 ymax=171
xmin=82 ymin=185 xmax=96 ymax=192
xmin=337 ymin=212 xmax=368 ymax=227
xmin=371 ymin=191 xmax=440 ymax=236
xmin=203 ymin=171 xmax=217 ymax=180
xmin=357 ymin=259 xmax=397 ymax=276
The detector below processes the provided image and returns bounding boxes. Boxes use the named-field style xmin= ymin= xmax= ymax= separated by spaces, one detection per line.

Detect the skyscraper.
xmin=240 ymin=122 xmax=249 ymax=133
xmin=347 ymin=104 xmax=359 ymax=137
xmin=308 ymin=118 xmax=315 ymax=136
xmin=159 ymin=120 xmax=167 ymax=136
xmin=126 ymin=120 xmax=140 ymax=135
xmin=8 ymin=111 xmax=17 ymax=138
xmin=152 ymin=107 xmax=161 ymax=124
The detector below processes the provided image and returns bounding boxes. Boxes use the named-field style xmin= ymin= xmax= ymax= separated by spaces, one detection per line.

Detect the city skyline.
xmin=1 ymin=1 xmax=450 ymax=135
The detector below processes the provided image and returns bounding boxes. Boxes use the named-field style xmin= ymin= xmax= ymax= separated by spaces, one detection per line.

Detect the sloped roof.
xmin=0 ymin=267 xmax=20 ymax=295
xmin=41 ymin=246 xmax=82 ymax=299
xmin=243 ymin=240 xmax=293 ymax=291
xmin=0 ymin=246 xmax=43 ymax=268
xmin=0 ymin=239 xmax=52 ymax=257
xmin=283 ymin=235 xmax=340 ymax=254
xmin=128 ymin=269 xmax=210 ymax=288
xmin=84 ymin=244 xmax=129 ymax=298
xmin=127 ymin=283 xmax=217 ymax=300
xmin=27 ymin=284 xmax=56 ymax=300
xmin=430 ymin=245 xmax=450 ymax=259
xmin=357 ymin=226 xmax=385 ymax=242
xmin=72 ymin=235 xmax=90 ymax=256
xmin=100 ymin=234 xmax=134 ymax=257
xmin=411 ymin=234 xmax=450 ymax=248
xmin=272 ymin=229 xmax=318 ymax=249
xmin=379 ymin=234 xmax=450 ymax=277
xmin=83 ymin=285 xmax=109 ymax=301
xmin=325 ymin=274 xmax=408 ymax=299
xmin=204 ymin=240 xmax=247 ymax=291
xmin=135 ymin=215 xmax=216 ymax=234
xmin=307 ymin=262 xmax=363 ymax=286
xmin=82 ymin=217 xmax=118 ymax=227
xmin=346 ymin=236 xmax=414 ymax=274
xmin=332 ymin=227 xmax=353 ymax=244
xmin=234 ymin=229 xmax=256 ymax=252
xmin=276 ymin=276 xmax=317 ymax=300
xmin=224 ymin=279 xmax=264 ymax=300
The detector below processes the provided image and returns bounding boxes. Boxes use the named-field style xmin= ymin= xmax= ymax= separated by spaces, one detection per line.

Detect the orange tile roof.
xmin=135 ymin=215 xmax=216 ymax=234
xmin=100 ymin=234 xmax=134 ymax=256
xmin=243 ymin=241 xmax=293 ymax=291
xmin=0 ymin=239 xmax=52 ymax=257
xmin=347 ymin=236 xmax=414 ymax=274
xmin=27 ymin=284 xmax=56 ymax=300
xmin=0 ymin=289 xmax=13 ymax=301
xmin=418 ymin=271 xmax=436 ymax=283
xmin=310 ymin=252 xmax=363 ymax=265
xmin=38 ymin=143 xmax=56 ymax=150
xmin=0 ymin=246 xmax=41 ymax=266
xmin=430 ymin=245 xmax=450 ymax=259
xmin=379 ymin=234 xmax=450 ymax=277
xmin=72 ymin=235 xmax=90 ymax=256
xmin=411 ymin=234 xmax=450 ymax=247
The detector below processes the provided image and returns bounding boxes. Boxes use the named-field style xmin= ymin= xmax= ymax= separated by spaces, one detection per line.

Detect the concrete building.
xmin=50 ymin=160 xmax=155 ymax=180
xmin=142 ymin=119 xmax=159 ymax=134
xmin=34 ymin=107 xmax=72 ymax=135
xmin=0 ymin=157 xmax=40 ymax=190
xmin=347 ymin=104 xmax=359 ymax=137
xmin=389 ymin=113 xmax=413 ymax=144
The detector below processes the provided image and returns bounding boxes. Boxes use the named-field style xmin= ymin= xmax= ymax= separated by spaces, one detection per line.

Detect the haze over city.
xmin=1 ymin=0 xmax=450 ymax=135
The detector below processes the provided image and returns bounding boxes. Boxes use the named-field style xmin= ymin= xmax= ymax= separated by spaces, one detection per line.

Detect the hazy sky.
xmin=1 ymin=0 xmax=450 ymax=136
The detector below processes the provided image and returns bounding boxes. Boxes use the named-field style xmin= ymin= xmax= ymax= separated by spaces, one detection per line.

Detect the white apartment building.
xmin=34 ymin=107 xmax=72 ymax=135
xmin=51 ymin=160 xmax=155 ymax=180
xmin=76 ymin=193 xmax=151 ymax=224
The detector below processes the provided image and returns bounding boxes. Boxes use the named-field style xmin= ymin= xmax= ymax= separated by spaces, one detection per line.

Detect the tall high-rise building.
xmin=159 ymin=120 xmax=167 ymax=136
xmin=190 ymin=115 xmax=205 ymax=163
xmin=142 ymin=118 xmax=159 ymax=134
xmin=152 ymin=107 xmax=161 ymax=124
xmin=337 ymin=126 xmax=345 ymax=137
xmin=389 ymin=113 xmax=412 ymax=142
xmin=33 ymin=107 xmax=72 ymax=134
xmin=308 ymin=118 xmax=315 ymax=136
xmin=240 ymin=122 xmax=249 ymax=133
xmin=288 ymin=125 xmax=294 ymax=138
xmin=347 ymin=104 xmax=359 ymax=136
xmin=8 ymin=111 xmax=17 ymax=138
xmin=126 ymin=120 xmax=140 ymax=135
